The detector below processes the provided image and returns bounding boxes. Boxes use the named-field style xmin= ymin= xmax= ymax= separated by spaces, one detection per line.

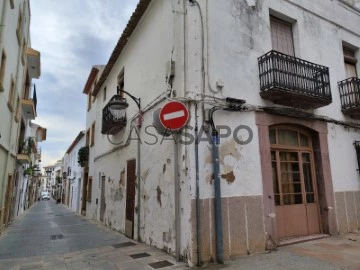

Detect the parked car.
xmin=41 ymin=192 xmax=50 ymax=200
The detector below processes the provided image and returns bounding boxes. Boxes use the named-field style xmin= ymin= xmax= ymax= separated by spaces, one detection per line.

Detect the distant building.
xmin=62 ymin=131 xmax=85 ymax=212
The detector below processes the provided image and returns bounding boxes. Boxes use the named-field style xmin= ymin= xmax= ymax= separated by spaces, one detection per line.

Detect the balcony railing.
xmin=338 ymin=77 xmax=360 ymax=118
xmin=101 ymin=98 xmax=127 ymax=135
xmin=258 ymin=50 xmax=332 ymax=109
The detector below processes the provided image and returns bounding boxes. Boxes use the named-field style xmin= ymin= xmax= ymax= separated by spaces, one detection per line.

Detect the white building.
xmin=81 ymin=0 xmax=360 ymax=266
xmin=44 ymin=160 xmax=62 ymax=198
xmin=62 ymin=131 xmax=85 ymax=212
xmin=0 ymin=0 xmax=44 ymax=229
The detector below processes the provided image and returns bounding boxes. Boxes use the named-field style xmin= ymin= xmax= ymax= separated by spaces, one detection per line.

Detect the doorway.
xmin=3 ymin=174 xmax=13 ymax=226
xmin=125 ymin=159 xmax=136 ymax=238
xmin=81 ymin=171 xmax=88 ymax=216
xmin=100 ymin=175 xmax=106 ymax=223
xmin=270 ymin=126 xmax=321 ymax=239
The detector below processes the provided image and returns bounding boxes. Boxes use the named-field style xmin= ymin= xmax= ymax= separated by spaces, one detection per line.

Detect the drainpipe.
xmin=174 ymin=132 xmax=180 ymax=261
xmin=211 ymin=110 xmax=224 ymax=264
xmin=137 ymin=113 xmax=142 ymax=242
xmin=194 ymin=103 xmax=202 ymax=266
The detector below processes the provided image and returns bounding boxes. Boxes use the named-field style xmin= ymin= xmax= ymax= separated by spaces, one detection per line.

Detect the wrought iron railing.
xmin=258 ymin=50 xmax=332 ymax=100
xmin=338 ymin=77 xmax=360 ymax=111
xmin=101 ymin=99 xmax=127 ymax=134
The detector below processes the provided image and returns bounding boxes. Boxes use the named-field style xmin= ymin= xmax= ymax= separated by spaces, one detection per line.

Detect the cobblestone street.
xmin=0 ymin=200 xmax=359 ymax=269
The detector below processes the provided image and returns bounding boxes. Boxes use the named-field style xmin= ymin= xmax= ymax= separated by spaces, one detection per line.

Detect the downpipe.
xmin=174 ymin=133 xmax=180 ymax=261
xmin=212 ymin=129 xmax=224 ymax=263
xmin=194 ymin=103 xmax=202 ymax=266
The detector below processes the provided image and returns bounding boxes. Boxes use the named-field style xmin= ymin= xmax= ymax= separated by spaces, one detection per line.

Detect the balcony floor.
xmin=260 ymin=87 xmax=332 ymax=110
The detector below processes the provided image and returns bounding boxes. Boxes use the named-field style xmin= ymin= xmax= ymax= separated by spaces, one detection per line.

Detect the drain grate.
xmin=55 ymin=214 xmax=64 ymax=217
xmin=111 ymin=242 xmax=137 ymax=248
xmin=149 ymin=260 xmax=174 ymax=269
xmin=50 ymin=234 xmax=64 ymax=240
xmin=130 ymin=252 xmax=151 ymax=259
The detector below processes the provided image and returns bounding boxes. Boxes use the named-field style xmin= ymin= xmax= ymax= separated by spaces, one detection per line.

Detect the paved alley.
xmin=0 ymin=200 xmax=359 ymax=270
xmin=0 ymin=200 xmax=186 ymax=270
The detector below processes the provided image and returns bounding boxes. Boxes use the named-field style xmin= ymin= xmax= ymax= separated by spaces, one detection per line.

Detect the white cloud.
xmin=30 ymin=0 xmax=138 ymax=167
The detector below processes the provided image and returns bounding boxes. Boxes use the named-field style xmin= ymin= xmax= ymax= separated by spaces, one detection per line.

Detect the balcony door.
xmin=270 ymin=126 xmax=321 ymax=240
xmin=344 ymin=47 xmax=357 ymax=78
xmin=270 ymin=16 xmax=295 ymax=56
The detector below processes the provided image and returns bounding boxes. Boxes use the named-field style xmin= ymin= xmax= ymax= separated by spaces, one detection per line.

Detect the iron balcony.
xmin=338 ymin=77 xmax=360 ymax=119
xmin=258 ymin=50 xmax=332 ymax=109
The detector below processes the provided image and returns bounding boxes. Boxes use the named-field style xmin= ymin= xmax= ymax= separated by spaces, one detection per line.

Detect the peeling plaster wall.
xmin=85 ymin=0 xmax=191 ymax=260
xmin=184 ymin=0 xmax=360 ymax=263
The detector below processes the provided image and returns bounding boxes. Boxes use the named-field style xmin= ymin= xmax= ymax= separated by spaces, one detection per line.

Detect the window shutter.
xmin=270 ymin=16 xmax=295 ymax=56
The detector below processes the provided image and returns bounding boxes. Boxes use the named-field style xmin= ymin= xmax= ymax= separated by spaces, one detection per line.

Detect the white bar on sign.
xmin=163 ymin=110 xmax=185 ymax=120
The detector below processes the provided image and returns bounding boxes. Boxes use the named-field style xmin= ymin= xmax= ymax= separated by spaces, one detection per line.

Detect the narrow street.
xmin=0 ymin=199 xmax=360 ymax=269
xmin=0 ymin=200 xmax=186 ymax=270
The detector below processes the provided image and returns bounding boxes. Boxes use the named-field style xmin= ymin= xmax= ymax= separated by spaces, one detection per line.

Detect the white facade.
xmin=0 ymin=0 xmax=44 ymax=228
xmin=81 ymin=0 xmax=360 ymax=265
xmin=62 ymin=131 xmax=85 ymax=213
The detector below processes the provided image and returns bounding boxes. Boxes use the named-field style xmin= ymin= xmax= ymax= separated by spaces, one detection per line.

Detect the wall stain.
xmin=221 ymin=171 xmax=235 ymax=184
xmin=120 ymin=169 xmax=125 ymax=186
xmin=142 ymin=169 xmax=150 ymax=182
xmin=162 ymin=228 xmax=172 ymax=243
xmin=163 ymin=164 xmax=166 ymax=173
xmin=156 ymin=186 xmax=162 ymax=207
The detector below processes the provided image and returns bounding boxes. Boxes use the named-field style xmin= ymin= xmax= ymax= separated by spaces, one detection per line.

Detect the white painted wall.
xmin=82 ymin=0 xmax=360 ymax=263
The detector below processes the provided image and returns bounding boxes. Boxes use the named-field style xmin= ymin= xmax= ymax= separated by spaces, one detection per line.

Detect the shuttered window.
xmin=270 ymin=16 xmax=295 ymax=56
xmin=343 ymin=47 xmax=357 ymax=78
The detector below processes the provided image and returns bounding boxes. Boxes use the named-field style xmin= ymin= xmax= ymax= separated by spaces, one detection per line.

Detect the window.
xmin=270 ymin=16 xmax=295 ymax=56
xmin=343 ymin=46 xmax=357 ymax=78
xmin=0 ymin=50 xmax=6 ymax=91
xmin=21 ymin=39 xmax=26 ymax=65
xmin=118 ymin=69 xmax=125 ymax=97
xmin=16 ymin=9 xmax=23 ymax=44
xmin=91 ymin=122 xmax=95 ymax=146
xmin=87 ymin=92 xmax=91 ymax=111
xmin=87 ymin=177 xmax=92 ymax=202
xmin=9 ymin=0 xmax=15 ymax=9
xmin=86 ymin=129 xmax=90 ymax=147
xmin=8 ymin=76 xmax=15 ymax=112
xmin=92 ymin=78 xmax=97 ymax=103
xmin=14 ymin=96 xmax=20 ymax=122
xmin=103 ymin=87 xmax=107 ymax=102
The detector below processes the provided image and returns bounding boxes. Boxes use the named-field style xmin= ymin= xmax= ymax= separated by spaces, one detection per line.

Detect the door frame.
xmin=270 ymin=126 xmax=322 ymax=239
xmin=256 ymin=112 xmax=337 ymax=247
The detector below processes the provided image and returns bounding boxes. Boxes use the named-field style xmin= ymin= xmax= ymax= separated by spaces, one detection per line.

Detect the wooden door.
xmin=100 ymin=176 xmax=106 ymax=223
xmin=270 ymin=126 xmax=321 ymax=240
xmin=67 ymin=182 xmax=71 ymax=206
xmin=3 ymin=174 xmax=13 ymax=226
xmin=81 ymin=171 xmax=88 ymax=215
xmin=125 ymin=159 xmax=136 ymax=238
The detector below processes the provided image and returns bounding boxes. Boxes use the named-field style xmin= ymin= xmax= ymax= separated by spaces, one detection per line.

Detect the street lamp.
xmin=108 ymin=86 xmax=141 ymax=125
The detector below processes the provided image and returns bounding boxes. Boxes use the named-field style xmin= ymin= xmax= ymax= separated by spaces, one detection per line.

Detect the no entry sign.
xmin=159 ymin=101 xmax=189 ymax=131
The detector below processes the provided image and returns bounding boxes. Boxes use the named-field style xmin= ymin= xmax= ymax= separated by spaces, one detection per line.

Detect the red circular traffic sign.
xmin=159 ymin=101 xmax=189 ymax=131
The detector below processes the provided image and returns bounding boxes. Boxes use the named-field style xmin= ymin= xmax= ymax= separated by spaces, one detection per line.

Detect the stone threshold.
xmin=278 ymin=234 xmax=330 ymax=247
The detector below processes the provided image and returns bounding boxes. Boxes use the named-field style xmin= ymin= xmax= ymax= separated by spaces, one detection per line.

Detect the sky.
xmin=30 ymin=0 xmax=138 ymax=167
